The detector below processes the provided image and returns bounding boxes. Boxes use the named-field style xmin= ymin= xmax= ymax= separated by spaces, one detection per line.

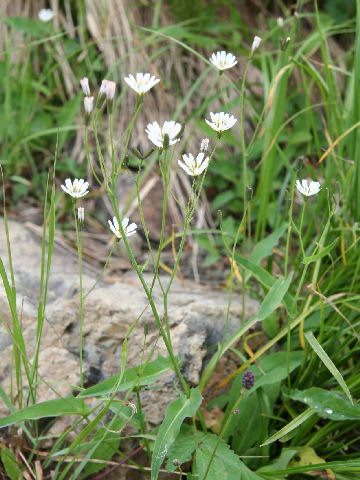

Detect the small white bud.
xmin=200 ymin=138 xmax=209 ymax=152
xmin=105 ymin=80 xmax=116 ymax=101
xmin=80 ymin=77 xmax=90 ymax=96
xmin=277 ymin=17 xmax=284 ymax=27
xmin=84 ymin=96 xmax=94 ymax=114
xmin=251 ymin=36 xmax=261 ymax=54
xmin=78 ymin=207 xmax=84 ymax=222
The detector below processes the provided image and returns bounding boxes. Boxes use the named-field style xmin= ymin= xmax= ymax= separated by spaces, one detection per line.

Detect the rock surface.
xmin=0 ymin=217 xmax=259 ymax=426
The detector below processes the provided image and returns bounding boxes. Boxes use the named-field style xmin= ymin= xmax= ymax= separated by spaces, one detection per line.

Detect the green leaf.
xmin=250 ymin=224 xmax=287 ymax=265
xmin=151 ymin=388 xmax=202 ymax=480
xmin=302 ymin=238 xmax=338 ymax=265
xmin=286 ymin=387 xmax=360 ymax=420
xmin=234 ymin=254 xmax=294 ymax=309
xmin=211 ymin=191 xmax=236 ymax=210
xmin=1 ymin=448 xmax=22 ymax=480
xmin=288 ymin=130 xmax=312 ymax=145
xmin=5 ymin=16 xmax=48 ymax=37
xmin=305 ymin=331 xmax=353 ymax=403
xmin=258 ymin=273 xmax=293 ymax=321
xmin=261 ymin=408 xmax=316 ymax=447
xmin=0 ymin=396 xmax=88 ymax=428
xmin=165 ymin=426 xmax=198 ymax=471
xmin=194 ymin=432 xmax=263 ymax=480
xmin=80 ymin=355 xmax=174 ymax=398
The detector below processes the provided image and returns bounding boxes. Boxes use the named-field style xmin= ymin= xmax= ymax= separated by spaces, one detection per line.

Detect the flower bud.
xmin=242 ymin=370 xmax=255 ymax=390
xmin=172 ymin=459 xmax=180 ymax=467
xmin=97 ymin=79 xmax=108 ymax=108
xmin=131 ymin=147 xmax=143 ymax=159
xmin=78 ymin=207 xmax=85 ymax=229
xmin=251 ymin=36 xmax=261 ymax=55
xmin=200 ymin=138 xmax=209 ymax=152
xmin=246 ymin=186 xmax=253 ymax=202
xmin=174 ymin=122 xmax=185 ymax=141
xmin=163 ymin=133 xmax=170 ymax=150
xmin=80 ymin=77 xmax=90 ymax=96
xmin=106 ymin=80 xmax=116 ymax=114
xmin=280 ymin=36 xmax=291 ymax=51
xmin=277 ymin=17 xmax=284 ymax=27
xmin=84 ymin=97 xmax=94 ymax=126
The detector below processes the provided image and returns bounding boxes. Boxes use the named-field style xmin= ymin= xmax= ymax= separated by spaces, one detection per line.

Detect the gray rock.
xmin=0 ymin=217 xmax=259 ymax=427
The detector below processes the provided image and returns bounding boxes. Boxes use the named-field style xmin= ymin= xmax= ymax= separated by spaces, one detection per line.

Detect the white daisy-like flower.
xmin=80 ymin=77 xmax=90 ymax=96
xmin=38 ymin=8 xmax=54 ymax=22
xmin=145 ymin=121 xmax=182 ymax=149
xmin=209 ymin=51 xmax=237 ymax=71
xmin=108 ymin=216 xmax=137 ymax=239
xmin=178 ymin=152 xmax=209 ymax=177
xmin=296 ymin=179 xmax=321 ymax=197
xmin=124 ymin=73 xmax=160 ymax=95
xmin=205 ymin=112 xmax=237 ymax=133
xmin=61 ymin=178 xmax=89 ymax=198
xmin=251 ymin=35 xmax=262 ymax=53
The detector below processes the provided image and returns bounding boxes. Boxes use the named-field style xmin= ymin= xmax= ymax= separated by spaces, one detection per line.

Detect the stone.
xmin=0 ymin=217 xmax=259 ymax=428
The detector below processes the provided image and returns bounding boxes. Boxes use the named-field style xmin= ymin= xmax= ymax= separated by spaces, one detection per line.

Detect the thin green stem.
xmin=73 ymin=204 xmax=84 ymax=389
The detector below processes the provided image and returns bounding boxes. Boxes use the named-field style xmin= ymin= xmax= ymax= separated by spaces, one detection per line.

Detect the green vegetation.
xmin=1 ymin=1 xmax=360 ymax=479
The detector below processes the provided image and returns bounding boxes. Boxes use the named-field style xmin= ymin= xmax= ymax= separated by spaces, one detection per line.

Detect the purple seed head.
xmin=242 ymin=370 xmax=255 ymax=389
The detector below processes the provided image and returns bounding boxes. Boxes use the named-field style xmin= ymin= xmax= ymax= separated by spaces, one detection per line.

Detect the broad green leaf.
xmin=258 ymin=273 xmax=293 ymax=321
xmin=305 ymin=331 xmax=352 ymax=403
xmin=257 ymin=448 xmax=298 ymax=474
xmin=80 ymin=355 xmax=174 ymax=398
xmin=194 ymin=432 xmax=263 ymax=480
xmin=1 ymin=448 xmax=22 ymax=480
xmin=250 ymin=224 xmax=287 ymax=265
xmin=5 ymin=16 xmax=48 ymax=37
xmin=286 ymin=387 xmax=360 ymax=420
xmin=211 ymin=191 xmax=236 ymax=210
xmin=234 ymin=254 xmax=293 ymax=309
xmin=151 ymin=388 xmax=202 ymax=480
xmin=0 ymin=396 xmax=88 ymax=428
xmin=261 ymin=408 xmax=316 ymax=446
xmin=165 ymin=426 xmax=198 ymax=471
xmin=302 ymin=238 xmax=338 ymax=265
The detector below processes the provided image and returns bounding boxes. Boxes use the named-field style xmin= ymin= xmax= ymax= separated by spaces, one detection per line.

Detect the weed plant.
xmin=1 ymin=1 xmax=360 ymax=479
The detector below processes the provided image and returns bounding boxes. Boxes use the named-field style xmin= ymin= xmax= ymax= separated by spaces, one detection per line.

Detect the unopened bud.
xmin=172 ymin=459 xmax=180 ymax=467
xmin=294 ymin=156 xmax=305 ymax=171
xmin=163 ymin=133 xmax=170 ymax=150
xmin=280 ymin=37 xmax=291 ymax=51
xmin=80 ymin=77 xmax=90 ymax=96
xmin=131 ymin=147 xmax=143 ymax=160
xmin=84 ymin=97 xmax=94 ymax=126
xmin=246 ymin=186 xmax=253 ymax=202
xmin=97 ymin=79 xmax=108 ymax=108
xmin=144 ymin=323 xmax=149 ymax=336
xmin=106 ymin=80 xmax=116 ymax=114
xmin=277 ymin=17 xmax=284 ymax=27
xmin=200 ymin=138 xmax=209 ymax=152
xmin=78 ymin=207 xmax=84 ymax=229
xmin=251 ymin=36 xmax=261 ymax=56
xmin=242 ymin=370 xmax=255 ymax=389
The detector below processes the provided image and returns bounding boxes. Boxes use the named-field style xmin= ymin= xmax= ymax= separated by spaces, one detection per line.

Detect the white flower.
xmin=296 ymin=179 xmax=321 ymax=197
xmin=251 ymin=35 xmax=262 ymax=53
xmin=84 ymin=96 xmax=94 ymax=114
xmin=209 ymin=51 xmax=237 ymax=71
xmin=61 ymin=178 xmax=89 ymax=198
xmin=124 ymin=73 xmax=160 ymax=95
xmin=99 ymin=79 xmax=109 ymax=96
xmin=205 ymin=112 xmax=237 ymax=133
xmin=200 ymin=138 xmax=209 ymax=152
xmin=178 ymin=152 xmax=209 ymax=176
xmin=145 ymin=121 xmax=182 ymax=148
xmin=277 ymin=17 xmax=284 ymax=27
xmin=108 ymin=217 xmax=137 ymax=239
xmin=38 ymin=8 xmax=54 ymax=22
xmin=80 ymin=77 xmax=90 ymax=96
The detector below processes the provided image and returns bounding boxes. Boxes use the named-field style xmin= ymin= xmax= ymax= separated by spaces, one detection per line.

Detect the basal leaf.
xmin=80 ymin=355 xmax=174 ymax=398
xmin=151 ymin=388 xmax=202 ymax=480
